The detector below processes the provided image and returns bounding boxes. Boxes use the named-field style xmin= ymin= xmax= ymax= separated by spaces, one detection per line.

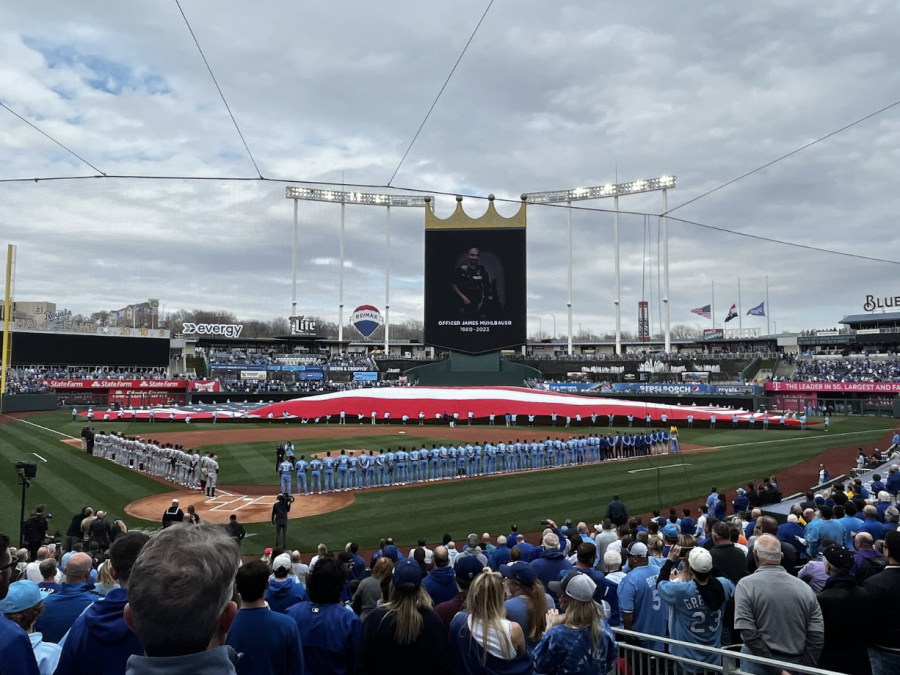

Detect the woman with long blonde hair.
xmin=534 ymin=572 xmax=617 ymax=675
xmin=357 ymin=559 xmax=451 ymax=673
xmin=449 ymin=570 xmax=530 ymax=673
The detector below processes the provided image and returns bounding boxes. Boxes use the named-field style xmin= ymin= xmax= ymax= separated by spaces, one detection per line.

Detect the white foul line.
xmin=713 ymin=429 xmax=886 ymax=451
xmin=628 ymin=463 xmax=692 ymax=474
xmin=0 ymin=414 xmax=78 ymax=439
xmin=32 ymin=453 xmax=47 ymax=462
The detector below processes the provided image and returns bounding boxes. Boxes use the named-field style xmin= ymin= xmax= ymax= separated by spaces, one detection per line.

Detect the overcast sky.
xmin=1 ymin=1 xmax=898 ymax=338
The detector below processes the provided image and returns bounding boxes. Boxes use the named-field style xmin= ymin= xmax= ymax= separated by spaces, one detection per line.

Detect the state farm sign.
xmin=42 ymin=379 xmax=187 ymax=390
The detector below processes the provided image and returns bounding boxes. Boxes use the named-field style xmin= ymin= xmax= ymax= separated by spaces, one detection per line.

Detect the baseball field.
xmin=0 ymin=411 xmax=895 ymax=555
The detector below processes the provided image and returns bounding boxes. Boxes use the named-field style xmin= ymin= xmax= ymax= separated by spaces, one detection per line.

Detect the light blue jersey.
xmin=617 ymin=565 xmax=666 ymax=652
xmin=657 ymin=577 xmax=735 ymax=671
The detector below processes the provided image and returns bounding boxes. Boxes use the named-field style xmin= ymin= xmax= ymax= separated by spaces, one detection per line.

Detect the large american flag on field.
xmin=691 ymin=304 xmax=711 ymax=319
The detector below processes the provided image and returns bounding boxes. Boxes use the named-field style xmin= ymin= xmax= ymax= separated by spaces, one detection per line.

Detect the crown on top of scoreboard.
xmin=424 ymin=194 xmax=526 ymax=230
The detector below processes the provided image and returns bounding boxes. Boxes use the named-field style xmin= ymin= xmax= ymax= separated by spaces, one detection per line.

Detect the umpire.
xmin=272 ymin=493 xmax=292 ymax=548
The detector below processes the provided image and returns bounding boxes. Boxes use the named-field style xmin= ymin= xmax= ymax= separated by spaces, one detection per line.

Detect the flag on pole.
xmin=747 ymin=301 xmax=766 ymax=317
xmin=690 ymin=305 xmax=711 ymax=319
xmin=725 ymin=304 xmax=738 ymax=323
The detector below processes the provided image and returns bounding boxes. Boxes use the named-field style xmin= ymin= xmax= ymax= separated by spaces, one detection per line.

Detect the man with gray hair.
xmin=461 ymin=533 xmax=488 ymax=566
xmin=124 ymin=524 xmax=241 ymax=673
xmin=734 ymin=534 xmax=824 ymax=674
xmin=531 ymin=530 xmax=573 ymax=606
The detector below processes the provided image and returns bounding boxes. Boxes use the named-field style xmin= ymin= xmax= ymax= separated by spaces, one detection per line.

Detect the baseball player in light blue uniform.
xmin=375 ymin=451 xmax=386 ymax=487
xmin=323 ymin=452 xmax=336 ymax=493
xmin=409 ymin=448 xmax=419 ymax=483
xmin=295 ymin=456 xmax=309 ymax=495
xmin=429 ymin=445 xmax=440 ymax=481
xmin=395 ymin=448 xmax=408 ymax=485
xmin=348 ymin=452 xmax=359 ymax=489
xmin=447 ymin=445 xmax=458 ymax=479
xmin=279 ymin=459 xmax=293 ymax=495
xmin=310 ymin=457 xmax=323 ymax=494
xmin=419 ymin=446 xmax=429 ymax=482
xmin=337 ymin=450 xmax=349 ymax=491
xmin=438 ymin=445 xmax=448 ymax=479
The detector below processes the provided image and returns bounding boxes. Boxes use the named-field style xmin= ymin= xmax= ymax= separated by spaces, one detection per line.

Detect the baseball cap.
xmin=383 ymin=545 xmax=400 ymax=562
xmin=272 ymin=553 xmax=292 ymax=571
xmin=499 ymin=561 xmax=536 ymax=587
xmin=662 ymin=524 xmax=679 ymax=538
xmin=392 ymin=559 xmax=422 ymax=588
xmin=556 ymin=571 xmax=597 ymax=602
xmin=456 ymin=556 xmax=485 ymax=581
xmin=264 ymin=548 xmax=273 ymax=556
xmin=172 ymin=498 xmax=179 ymax=503
xmin=823 ymin=545 xmax=854 ymax=573
xmin=627 ymin=542 xmax=648 ymax=557
xmin=0 ymin=580 xmax=43 ymax=614
xmin=736 ymin=488 xmax=746 ymax=495
xmin=688 ymin=547 xmax=713 ymax=573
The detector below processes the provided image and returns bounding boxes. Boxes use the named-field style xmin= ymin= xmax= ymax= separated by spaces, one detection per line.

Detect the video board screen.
xmin=424 ymin=226 xmax=527 ymax=354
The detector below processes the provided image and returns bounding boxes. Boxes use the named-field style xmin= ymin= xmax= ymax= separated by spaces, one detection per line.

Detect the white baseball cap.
xmin=272 ymin=553 xmax=292 ymax=571
xmin=560 ymin=572 xmax=597 ymax=602
xmin=688 ymin=547 xmax=713 ymax=573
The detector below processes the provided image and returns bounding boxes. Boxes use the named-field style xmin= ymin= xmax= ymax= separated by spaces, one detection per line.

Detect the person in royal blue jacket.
xmin=226 ymin=560 xmax=304 ymax=675
xmin=34 ymin=552 xmax=100 ymax=644
xmin=0 ymin=532 xmax=41 ymax=675
xmin=490 ymin=537 xmax=512 ymax=571
xmin=56 ymin=532 xmax=150 ymax=675
xmin=530 ymin=529 xmax=573 ymax=608
xmin=287 ymin=556 xmax=360 ymax=675
xmin=423 ymin=547 xmax=458 ymax=606
xmin=265 ymin=554 xmax=308 ymax=614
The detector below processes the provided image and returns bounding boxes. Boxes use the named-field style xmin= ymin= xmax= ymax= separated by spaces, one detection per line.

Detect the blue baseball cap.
xmin=383 ymin=545 xmax=400 ymax=562
xmin=455 ymin=555 xmax=484 ymax=582
xmin=500 ymin=561 xmax=537 ymax=587
xmin=392 ymin=559 xmax=422 ymax=588
xmin=0 ymin=580 xmax=44 ymax=614
xmin=662 ymin=524 xmax=679 ymax=538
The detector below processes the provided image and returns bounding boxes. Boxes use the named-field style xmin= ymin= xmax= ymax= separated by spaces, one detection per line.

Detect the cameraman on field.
xmin=272 ymin=493 xmax=293 ymax=549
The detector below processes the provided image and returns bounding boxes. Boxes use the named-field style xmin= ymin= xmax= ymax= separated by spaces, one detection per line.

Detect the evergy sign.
xmin=182 ymin=322 xmax=244 ymax=338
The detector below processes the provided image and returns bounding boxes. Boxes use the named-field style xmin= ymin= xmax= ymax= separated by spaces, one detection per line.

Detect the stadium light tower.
xmin=285 ymin=187 xmax=430 ymax=349
xmin=522 ymin=176 xmax=676 ymax=356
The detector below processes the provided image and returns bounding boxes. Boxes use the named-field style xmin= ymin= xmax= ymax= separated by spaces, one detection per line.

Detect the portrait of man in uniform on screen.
xmin=451 ymin=247 xmax=502 ymax=319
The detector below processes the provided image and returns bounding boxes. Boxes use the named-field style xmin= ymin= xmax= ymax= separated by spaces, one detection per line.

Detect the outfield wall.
xmin=0 ymin=393 xmax=57 ymax=413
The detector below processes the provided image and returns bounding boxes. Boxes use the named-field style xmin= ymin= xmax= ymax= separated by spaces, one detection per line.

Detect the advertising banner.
xmin=353 ymin=371 xmax=379 ymax=382
xmin=709 ymin=384 xmax=760 ymax=395
xmin=543 ymin=382 xmax=609 ymax=393
xmin=187 ymin=380 xmax=221 ymax=393
xmin=765 ymin=381 xmax=900 ymax=393
xmin=612 ymin=383 xmax=710 ymax=395
xmin=702 ymin=329 xmax=724 ymax=341
xmin=239 ymin=371 xmax=267 ymax=381
xmin=423 ymin=200 xmax=526 ymax=354
xmin=41 ymin=379 xmax=187 ymax=390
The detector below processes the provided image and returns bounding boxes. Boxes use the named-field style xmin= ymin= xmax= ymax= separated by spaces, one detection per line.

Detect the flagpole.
xmin=766 ymin=275 xmax=771 ymax=335
xmin=711 ymin=281 xmax=716 ymax=330
xmin=738 ymin=278 xmax=742 ymax=334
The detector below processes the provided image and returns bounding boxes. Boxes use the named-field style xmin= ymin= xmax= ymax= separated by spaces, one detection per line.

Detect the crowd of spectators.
xmin=4 ymin=366 xmax=185 ymax=395
xmin=217 ymin=378 xmax=407 ymax=394
xmin=781 ymin=356 xmax=900 ymax=383
xmin=4 ymin=460 xmax=897 ymax=674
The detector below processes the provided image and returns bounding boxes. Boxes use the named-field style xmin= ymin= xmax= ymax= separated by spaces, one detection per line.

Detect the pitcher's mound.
xmin=126 ymin=489 xmax=354 ymax=525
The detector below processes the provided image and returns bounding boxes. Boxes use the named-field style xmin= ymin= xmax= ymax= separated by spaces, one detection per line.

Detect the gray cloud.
xmin=0 ymin=0 xmax=898 ymax=337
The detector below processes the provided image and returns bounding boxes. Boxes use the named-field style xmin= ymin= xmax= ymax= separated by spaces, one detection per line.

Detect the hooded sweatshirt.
xmin=422 ymin=566 xmax=458 ymax=606
xmin=126 ymin=645 xmax=239 ymax=675
xmin=264 ymin=577 xmax=308 ymax=614
xmin=531 ymin=549 xmax=573 ymax=603
xmin=56 ymin=587 xmax=143 ymax=675
xmin=34 ymin=583 xmax=101 ymax=644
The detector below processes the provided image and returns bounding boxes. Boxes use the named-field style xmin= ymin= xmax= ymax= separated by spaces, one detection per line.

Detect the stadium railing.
xmin=611 ymin=628 xmax=836 ymax=675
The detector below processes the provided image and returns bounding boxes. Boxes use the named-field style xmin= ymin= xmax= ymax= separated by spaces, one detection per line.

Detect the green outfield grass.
xmin=0 ymin=412 xmax=895 ymax=554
